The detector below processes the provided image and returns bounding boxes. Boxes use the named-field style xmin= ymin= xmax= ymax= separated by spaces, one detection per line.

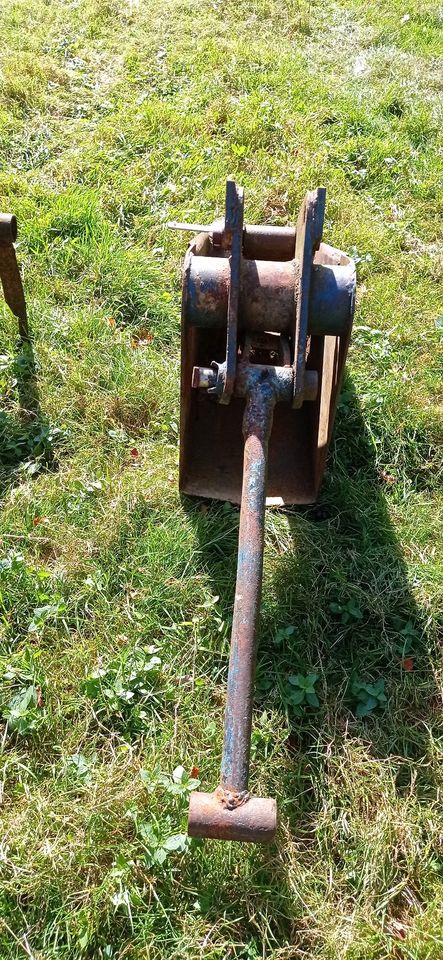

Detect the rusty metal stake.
xmin=0 ymin=213 xmax=28 ymax=340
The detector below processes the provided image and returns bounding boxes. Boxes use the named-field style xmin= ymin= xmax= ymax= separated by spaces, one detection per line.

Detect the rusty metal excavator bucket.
xmin=173 ymin=181 xmax=356 ymax=842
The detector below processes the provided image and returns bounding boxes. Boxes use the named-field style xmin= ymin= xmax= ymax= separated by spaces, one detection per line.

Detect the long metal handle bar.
xmin=220 ymin=380 xmax=275 ymax=798
xmin=188 ymin=364 xmax=293 ymax=841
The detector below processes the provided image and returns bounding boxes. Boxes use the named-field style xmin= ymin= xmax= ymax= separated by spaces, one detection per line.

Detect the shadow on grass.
xmin=183 ymin=374 xmax=438 ymax=829
xmin=0 ymin=335 xmax=61 ymax=499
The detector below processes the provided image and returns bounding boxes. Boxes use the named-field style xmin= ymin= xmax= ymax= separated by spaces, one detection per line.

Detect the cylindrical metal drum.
xmin=185 ymin=253 xmax=355 ymax=337
xmin=186 ymin=256 xmax=295 ymax=333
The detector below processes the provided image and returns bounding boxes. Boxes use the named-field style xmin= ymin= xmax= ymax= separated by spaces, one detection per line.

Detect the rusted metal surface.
xmin=0 ymin=213 xmax=17 ymax=245
xmin=240 ymin=259 xmax=296 ymax=336
xmin=192 ymin=358 xmax=299 ymax=409
xmin=169 ymin=219 xmax=295 ymax=262
xmin=292 ymin=188 xmax=325 ymax=408
xmin=0 ymin=213 xmax=28 ymax=340
xmin=184 ymin=250 xmax=354 ymax=339
xmin=176 ymin=180 xmax=356 ymax=842
xmin=179 ymin=186 xmax=356 ymax=508
xmin=214 ymin=784 xmax=249 ymax=808
xmin=220 ymin=179 xmax=243 ymax=404
xmin=187 ymin=364 xmax=299 ymax=842
xmin=186 ymin=256 xmax=230 ymax=329
xmin=186 ymin=256 xmax=296 ymax=333
xmin=243 ymin=224 xmax=295 ymax=261
xmin=188 ymin=791 xmax=277 ymax=842
xmin=220 ymin=379 xmax=275 ymax=795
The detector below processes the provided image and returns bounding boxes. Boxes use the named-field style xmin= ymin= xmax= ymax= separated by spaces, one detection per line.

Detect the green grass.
xmin=0 ymin=0 xmax=442 ymax=956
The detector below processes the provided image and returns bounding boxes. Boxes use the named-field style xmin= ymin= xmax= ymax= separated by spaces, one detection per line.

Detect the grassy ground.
xmin=0 ymin=0 xmax=442 ymax=956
